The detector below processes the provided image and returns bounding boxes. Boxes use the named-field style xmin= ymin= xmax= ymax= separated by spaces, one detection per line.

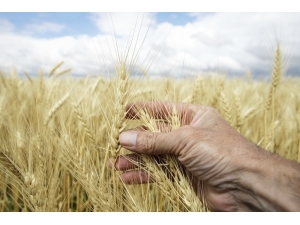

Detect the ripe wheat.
xmin=0 ymin=17 xmax=299 ymax=212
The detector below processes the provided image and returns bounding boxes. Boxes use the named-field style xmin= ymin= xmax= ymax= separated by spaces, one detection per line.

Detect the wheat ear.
xmin=107 ymin=63 xmax=131 ymax=208
xmin=264 ymin=45 xmax=282 ymax=150
xmin=190 ymin=75 xmax=202 ymax=104
xmin=0 ymin=72 xmax=8 ymax=89
xmin=0 ymin=151 xmax=23 ymax=183
xmin=220 ymin=92 xmax=232 ymax=125
xmin=298 ymin=119 xmax=300 ymax=164
xmin=109 ymin=63 xmax=130 ymax=158
xmin=233 ymin=90 xmax=242 ymax=132
xmin=211 ymin=76 xmax=225 ymax=107
xmin=0 ymin=151 xmax=39 ymax=211
xmin=44 ymin=93 xmax=70 ymax=126
xmin=72 ymin=103 xmax=96 ymax=147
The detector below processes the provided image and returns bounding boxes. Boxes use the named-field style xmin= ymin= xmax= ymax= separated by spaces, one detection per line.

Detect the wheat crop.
xmin=0 ymin=43 xmax=299 ymax=212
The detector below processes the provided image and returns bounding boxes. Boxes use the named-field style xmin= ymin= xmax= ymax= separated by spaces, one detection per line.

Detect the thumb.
xmin=119 ymin=130 xmax=183 ymax=155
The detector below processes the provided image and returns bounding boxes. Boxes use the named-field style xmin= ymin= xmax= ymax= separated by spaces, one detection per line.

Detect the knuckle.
xmin=179 ymin=125 xmax=197 ymax=139
xmin=137 ymin=132 xmax=157 ymax=155
xmin=174 ymin=126 xmax=196 ymax=155
xmin=178 ymin=125 xmax=192 ymax=133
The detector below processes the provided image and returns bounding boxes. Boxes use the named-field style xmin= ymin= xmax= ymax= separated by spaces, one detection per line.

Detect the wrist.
xmin=238 ymin=145 xmax=300 ymax=211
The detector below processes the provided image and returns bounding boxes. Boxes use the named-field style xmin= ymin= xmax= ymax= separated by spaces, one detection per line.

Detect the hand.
xmin=111 ymin=102 xmax=300 ymax=211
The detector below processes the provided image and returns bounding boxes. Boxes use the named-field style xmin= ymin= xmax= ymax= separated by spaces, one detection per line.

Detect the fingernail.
xmin=119 ymin=131 xmax=137 ymax=147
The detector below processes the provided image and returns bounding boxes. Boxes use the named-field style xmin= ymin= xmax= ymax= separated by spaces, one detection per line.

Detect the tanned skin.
xmin=109 ymin=102 xmax=300 ymax=211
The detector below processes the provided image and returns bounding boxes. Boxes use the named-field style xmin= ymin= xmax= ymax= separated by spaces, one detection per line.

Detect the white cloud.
xmin=0 ymin=33 xmax=98 ymax=75
xmin=156 ymin=12 xmax=300 ymax=77
xmin=24 ymin=22 xmax=66 ymax=34
xmin=91 ymin=12 xmax=156 ymax=37
xmin=0 ymin=18 xmax=14 ymax=33
xmin=0 ymin=13 xmax=300 ymax=79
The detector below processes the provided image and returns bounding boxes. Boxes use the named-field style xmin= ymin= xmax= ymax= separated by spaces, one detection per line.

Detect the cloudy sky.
xmin=1 ymin=4 xmax=300 ymax=79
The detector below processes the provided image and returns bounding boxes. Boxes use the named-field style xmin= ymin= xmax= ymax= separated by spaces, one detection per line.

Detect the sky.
xmin=1 ymin=3 xmax=300 ymax=79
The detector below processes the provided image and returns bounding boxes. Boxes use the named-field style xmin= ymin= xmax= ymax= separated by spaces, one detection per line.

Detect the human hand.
xmin=111 ymin=102 xmax=300 ymax=211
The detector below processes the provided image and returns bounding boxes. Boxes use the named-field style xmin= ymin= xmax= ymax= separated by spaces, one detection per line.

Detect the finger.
xmin=110 ymin=154 xmax=170 ymax=171
xmin=109 ymin=154 xmax=142 ymax=171
xmin=119 ymin=158 xmax=174 ymax=184
xmin=119 ymin=127 xmax=190 ymax=156
xmin=120 ymin=170 xmax=153 ymax=184
xmin=125 ymin=101 xmax=202 ymax=125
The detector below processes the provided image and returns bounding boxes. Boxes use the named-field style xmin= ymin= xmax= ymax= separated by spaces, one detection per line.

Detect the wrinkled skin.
xmin=109 ymin=102 xmax=300 ymax=211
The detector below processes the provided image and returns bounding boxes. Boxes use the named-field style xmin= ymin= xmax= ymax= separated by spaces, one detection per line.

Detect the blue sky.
xmin=0 ymin=12 xmax=206 ymax=37
xmin=0 ymin=13 xmax=99 ymax=38
xmin=1 ymin=11 xmax=300 ymax=79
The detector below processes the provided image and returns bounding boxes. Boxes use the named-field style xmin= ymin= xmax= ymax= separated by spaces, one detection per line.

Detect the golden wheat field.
xmin=0 ymin=45 xmax=299 ymax=212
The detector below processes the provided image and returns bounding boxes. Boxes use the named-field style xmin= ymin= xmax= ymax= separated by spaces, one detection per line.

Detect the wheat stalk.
xmin=53 ymin=68 xmax=72 ymax=79
xmin=49 ymin=61 xmax=64 ymax=77
xmin=24 ymin=72 xmax=33 ymax=82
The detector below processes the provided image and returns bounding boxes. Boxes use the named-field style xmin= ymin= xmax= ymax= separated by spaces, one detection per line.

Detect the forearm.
xmin=241 ymin=146 xmax=300 ymax=211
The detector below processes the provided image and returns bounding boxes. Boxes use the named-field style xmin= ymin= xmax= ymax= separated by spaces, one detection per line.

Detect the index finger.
xmin=125 ymin=101 xmax=203 ymax=125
